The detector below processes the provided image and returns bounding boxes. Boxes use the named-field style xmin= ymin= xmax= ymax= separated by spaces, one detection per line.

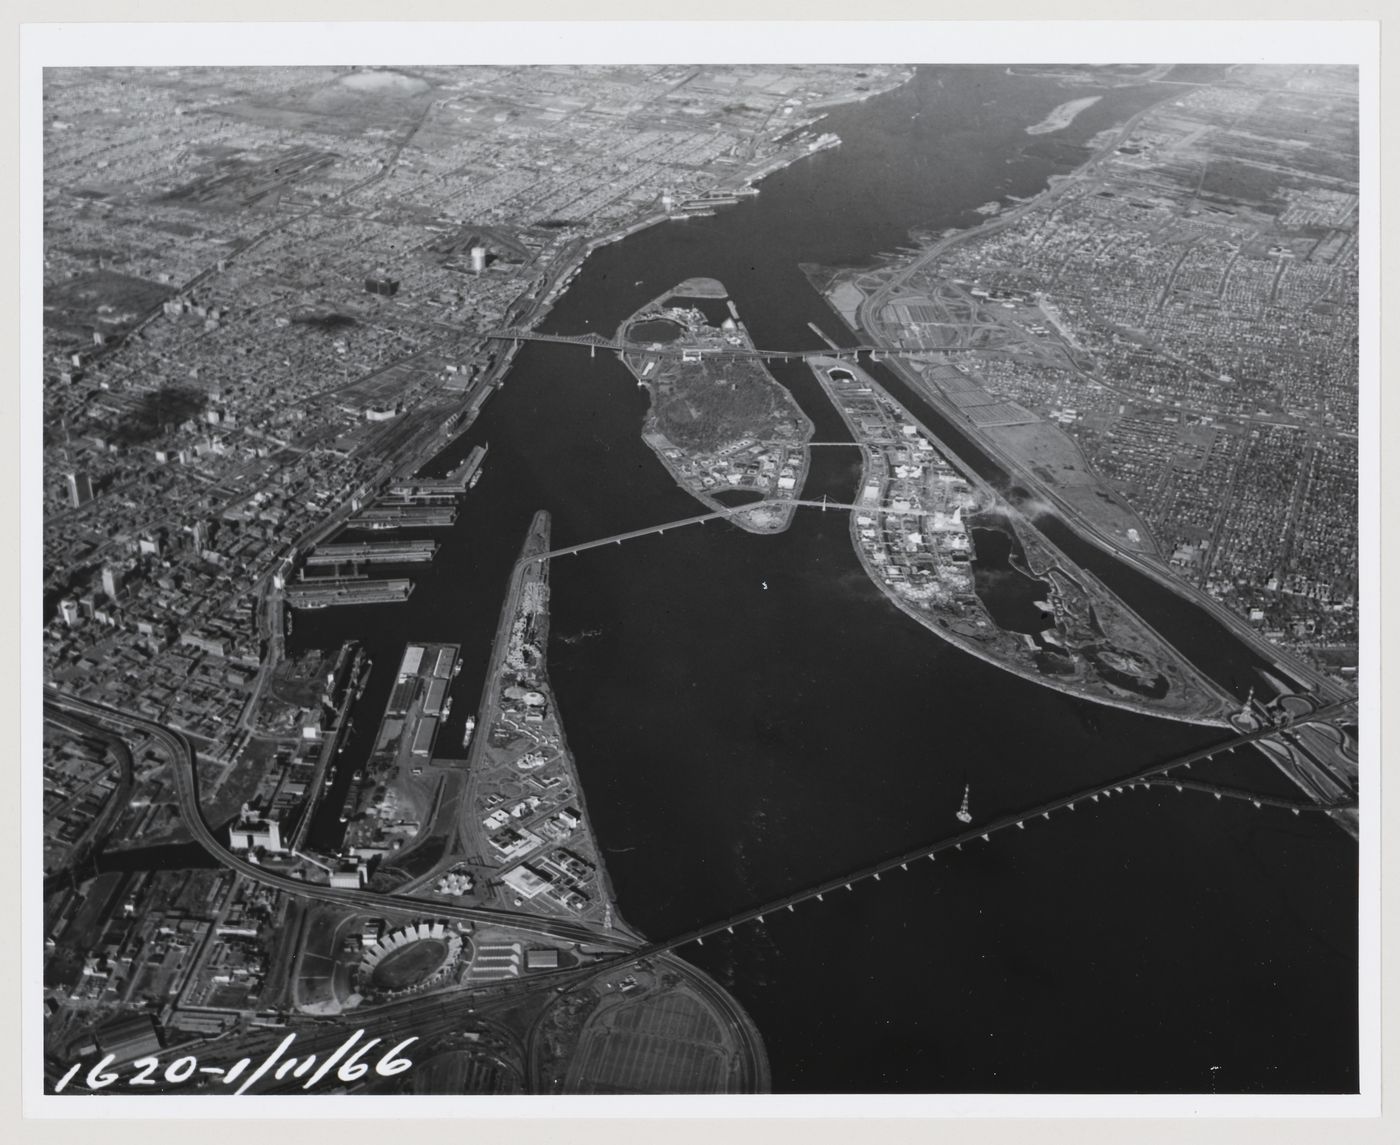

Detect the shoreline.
xmin=828 ymin=93 xmax=1348 ymax=707
xmin=616 ymin=283 xmax=815 ymax=535
xmin=1026 ymin=94 xmax=1103 ymax=135
xmin=329 ymin=70 xmax=924 ymax=558
xmin=808 ymin=356 xmax=1235 ymax=727
xmin=451 ymin=510 xmax=644 ymax=943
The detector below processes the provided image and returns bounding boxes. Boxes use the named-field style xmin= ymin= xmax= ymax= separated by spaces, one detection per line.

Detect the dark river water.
xmin=287 ymin=65 xmax=1356 ymax=1093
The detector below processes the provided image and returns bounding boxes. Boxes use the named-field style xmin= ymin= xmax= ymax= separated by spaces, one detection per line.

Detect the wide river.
xmin=290 ymin=65 xmax=1357 ymax=1093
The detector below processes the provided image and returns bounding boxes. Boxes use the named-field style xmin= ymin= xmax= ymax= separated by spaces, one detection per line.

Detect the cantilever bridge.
xmin=483 ymin=328 xmax=969 ymax=363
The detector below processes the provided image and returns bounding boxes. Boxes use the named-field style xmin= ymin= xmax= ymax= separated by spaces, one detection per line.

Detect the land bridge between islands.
xmin=483 ymin=328 xmax=968 ymax=363
xmin=607 ymin=698 xmax=1358 ymax=966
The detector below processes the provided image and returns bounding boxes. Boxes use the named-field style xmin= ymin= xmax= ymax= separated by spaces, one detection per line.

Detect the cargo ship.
xmin=461 ymin=715 xmax=476 ymax=748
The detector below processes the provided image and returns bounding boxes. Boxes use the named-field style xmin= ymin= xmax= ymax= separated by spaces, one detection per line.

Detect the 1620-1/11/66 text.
xmin=52 ymin=1028 xmax=418 ymax=1095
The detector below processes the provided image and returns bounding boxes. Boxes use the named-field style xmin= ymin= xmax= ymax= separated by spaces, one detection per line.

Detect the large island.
xmin=618 ymin=277 xmax=813 ymax=533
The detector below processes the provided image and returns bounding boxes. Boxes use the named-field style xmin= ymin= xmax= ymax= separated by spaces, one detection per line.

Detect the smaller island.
xmin=618 ymin=278 xmax=813 ymax=533
xmin=1026 ymin=94 xmax=1102 ymax=135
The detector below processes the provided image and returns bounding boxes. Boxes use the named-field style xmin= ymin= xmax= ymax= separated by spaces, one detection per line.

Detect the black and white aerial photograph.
xmin=25 ymin=19 xmax=1377 ymax=1114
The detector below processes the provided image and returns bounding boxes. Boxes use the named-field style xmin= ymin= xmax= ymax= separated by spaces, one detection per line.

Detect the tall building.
xmin=64 ymin=471 xmax=93 ymax=508
xmin=100 ymin=564 xmax=120 ymax=601
xmin=470 ymin=246 xmax=487 ymax=273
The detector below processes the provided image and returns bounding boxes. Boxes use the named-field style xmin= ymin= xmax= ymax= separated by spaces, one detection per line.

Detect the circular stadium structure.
xmin=360 ymin=921 xmax=466 ymax=994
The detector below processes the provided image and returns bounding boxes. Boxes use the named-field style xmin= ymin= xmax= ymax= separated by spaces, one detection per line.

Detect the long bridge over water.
xmin=504 ymin=500 xmax=1361 ymax=967
xmin=519 ymin=498 xmax=917 ymax=562
xmin=608 ymin=698 xmax=1358 ymax=965
xmin=47 ymin=680 xmax=1357 ymax=1017
xmin=483 ymin=328 xmax=967 ymax=363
